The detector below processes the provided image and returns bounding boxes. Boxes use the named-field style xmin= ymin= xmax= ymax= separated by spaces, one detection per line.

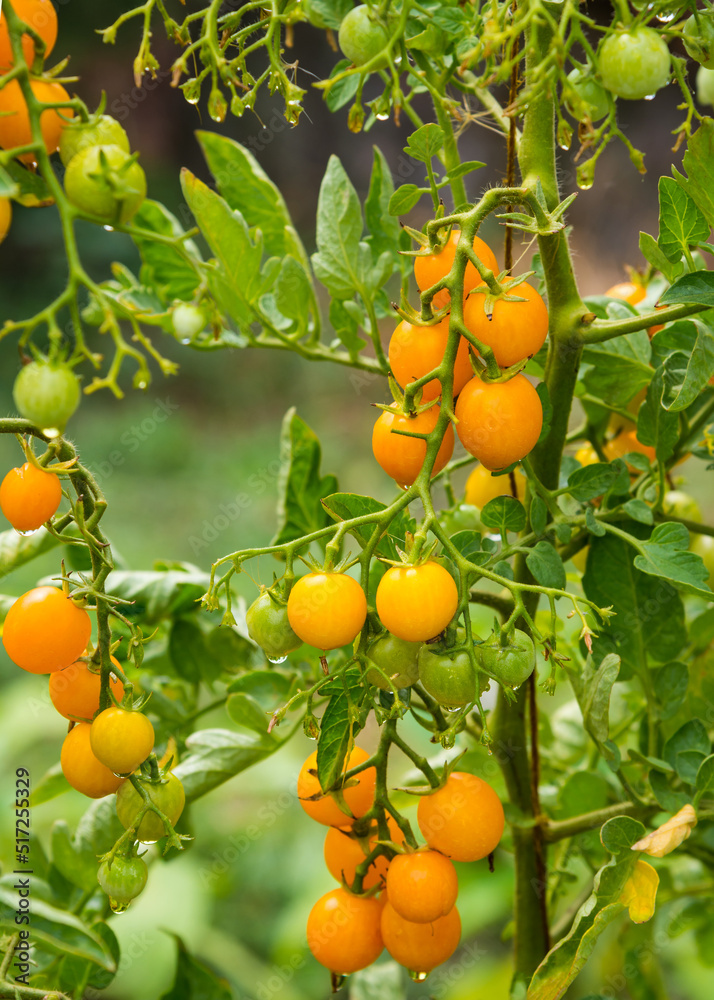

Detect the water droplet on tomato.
xmin=109 ymin=897 xmax=130 ymax=913
xmin=41 ymin=426 xmax=61 ymax=439
xmin=409 ymin=970 xmax=429 ymax=982
xmin=104 ymin=225 xmax=114 ymax=232
xmin=267 ymin=654 xmax=288 ymax=664
xmin=644 ymin=94 xmax=656 ymax=101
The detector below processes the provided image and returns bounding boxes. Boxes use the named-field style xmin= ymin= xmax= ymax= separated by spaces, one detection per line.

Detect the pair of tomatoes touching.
xmin=301 ymin=753 xmax=504 ymax=976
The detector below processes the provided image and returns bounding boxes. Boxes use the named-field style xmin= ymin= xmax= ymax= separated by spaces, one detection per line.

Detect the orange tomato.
xmin=298 ymin=746 xmax=376 ymax=826
xmin=605 ymin=281 xmax=645 ymax=305
xmin=0 ymin=78 xmax=73 ymax=164
xmin=388 ymin=317 xmax=473 ymax=402
xmin=455 ymin=374 xmax=543 ymax=471
xmin=324 ymin=815 xmax=404 ymax=890
xmin=0 ymin=461 xmax=61 ymax=531
xmin=60 ymin=723 xmax=124 ymax=798
xmin=463 ymin=280 xmax=549 ymax=367
xmin=385 ymin=849 xmax=458 ymax=923
xmin=90 ymin=707 xmax=155 ymax=774
xmin=372 ymin=404 xmax=454 ymax=488
xmin=376 ymin=560 xmax=458 ymax=642
xmin=49 ymin=655 xmax=125 ymax=722
xmin=464 ymin=463 xmax=526 ymax=507
xmin=0 ymin=197 xmax=11 ymax=243
xmin=381 ymin=901 xmax=461 ymax=973
xmin=307 ymin=887 xmax=384 ymax=973
xmin=417 ymin=771 xmax=504 ymax=861
xmin=287 ymin=572 xmax=367 ymax=650
xmin=0 ymin=0 xmax=58 ymax=69
xmin=414 ymin=230 xmax=499 ymax=310
xmin=2 ymin=586 xmax=92 ymax=673
xmin=603 ymin=429 xmax=656 ymax=464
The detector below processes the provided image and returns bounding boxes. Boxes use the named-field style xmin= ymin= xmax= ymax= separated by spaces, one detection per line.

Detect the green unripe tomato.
xmin=338 ymin=5 xmax=389 ymax=68
xmin=477 ymin=628 xmax=535 ymax=689
xmin=440 ymin=504 xmax=481 ymax=536
xmin=663 ymin=490 xmax=702 ymax=523
xmin=59 ymin=115 xmax=130 ymax=167
xmin=683 ymin=12 xmax=714 ymax=69
xmin=365 ymin=633 xmax=421 ymax=690
xmin=417 ymin=643 xmax=476 ymax=709
xmin=97 ymin=854 xmax=148 ymax=912
xmin=116 ymin=773 xmax=185 ymax=844
xmin=696 ymin=65 xmax=714 ymax=105
xmin=597 ymin=28 xmax=671 ymax=100
xmin=565 ymin=68 xmax=611 ymax=122
xmin=246 ymin=589 xmax=303 ymax=662
xmin=64 ymin=144 xmax=147 ymax=224
xmin=171 ymin=303 xmax=206 ymax=341
xmin=692 ymin=533 xmax=714 ymax=587
xmin=13 ymin=361 xmax=81 ymax=434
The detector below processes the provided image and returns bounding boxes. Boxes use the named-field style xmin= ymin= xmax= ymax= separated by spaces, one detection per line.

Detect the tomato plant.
xmin=58 ymin=113 xmax=130 ymax=166
xmin=388 ymin=316 xmax=473 ymax=402
xmin=364 ymin=633 xmax=421 ymax=690
xmin=0 ymin=77 xmax=72 ymax=162
xmin=0 ymin=0 xmax=57 ymax=69
xmin=380 ymin=901 xmax=462 ymax=973
xmin=245 ymin=588 xmax=303 ymax=661
xmin=297 ymin=746 xmax=376 ymax=826
xmin=414 ymin=230 xmax=499 ymax=310
xmin=597 ymin=27 xmax=671 ymax=101
xmin=462 ymin=279 xmax=549 ymax=367
xmin=49 ymin=655 xmax=124 ymax=722
xmin=287 ymin=572 xmax=367 ymax=650
xmin=416 ymin=642 xmax=477 ymax=708
xmin=477 ymin=628 xmax=536 ymax=689
xmin=338 ymin=4 xmax=390 ymax=69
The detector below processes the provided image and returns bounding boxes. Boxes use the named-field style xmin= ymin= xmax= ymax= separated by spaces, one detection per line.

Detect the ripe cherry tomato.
xmin=603 ymin=429 xmax=656 ymax=464
xmin=376 ymin=561 xmax=458 ymax=643
xmin=90 ymin=707 xmax=155 ymax=774
xmin=287 ymin=572 xmax=367 ymax=650
xmin=246 ymin=589 xmax=303 ymax=660
xmin=307 ymin=887 xmax=384 ymax=973
xmin=365 ymin=633 xmax=422 ymax=690
xmin=464 ymin=464 xmax=526 ymax=508
xmin=58 ymin=114 xmax=130 ymax=167
xmin=417 ymin=644 xmax=476 ymax=708
xmin=116 ymin=772 xmax=186 ymax=844
xmin=338 ymin=4 xmax=389 ymax=68
xmin=298 ymin=746 xmax=375 ymax=826
xmin=372 ymin=404 xmax=454 ymax=488
xmin=0 ymin=197 xmax=11 ymax=244
xmin=414 ymin=230 xmax=499 ymax=310
xmin=0 ymin=461 xmax=61 ymax=531
xmin=463 ymin=280 xmax=549 ymax=367
xmin=64 ymin=144 xmax=147 ymax=224
xmin=49 ymin=654 xmax=124 ymax=722
xmin=60 ymin=723 xmax=124 ymax=798
xmin=97 ymin=854 xmax=148 ymax=911
xmin=0 ymin=78 xmax=73 ymax=164
xmin=597 ymin=28 xmax=671 ymax=101
xmin=324 ymin=815 xmax=403 ymax=890
xmin=477 ymin=628 xmax=536 ymax=689
xmin=381 ymin=900 xmax=461 ymax=973
xmin=386 ymin=849 xmax=458 ymax=923
xmin=0 ymin=0 xmax=58 ymax=69
xmin=13 ymin=360 xmax=81 ymax=433
xmin=455 ymin=374 xmax=543 ymax=471
xmin=3 ymin=586 xmax=92 ymax=673
xmin=417 ymin=771 xmax=504 ymax=861
xmin=574 ymin=444 xmax=598 ymax=467
xmin=388 ymin=317 xmax=474 ymax=402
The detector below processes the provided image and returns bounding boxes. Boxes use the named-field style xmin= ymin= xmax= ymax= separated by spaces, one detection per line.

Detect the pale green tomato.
xmin=696 ymin=65 xmax=714 ymax=106
xmin=692 ymin=534 xmax=714 ymax=587
xmin=565 ymin=68 xmax=611 ymax=122
xmin=338 ymin=5 xmax=389 ymax=68
xmin=663 ymin=490 xmax=702 ymax=523
xmin=597 ymin=28 xmax=671 ymax=100
xmin=683 ymin=12 xmax=714 ymax=69
xmin=59 ymin=115 xmax=130 ymax=167
xmin=365 ymin=633 xmax=421 ymax=690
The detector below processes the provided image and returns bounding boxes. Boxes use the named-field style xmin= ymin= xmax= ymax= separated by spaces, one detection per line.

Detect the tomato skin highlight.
xmin=298 ymin=746 xmax=376 ymax=826
xmin=455 ymin=374 xmax=543 ymax=471
xmin=3 ymin=586 xmax=92 ymax=674
xmin=372 ymin=404 xmax=454 ymax=488
xmin=417 ymin=771 xmax=505 ymax=862
xmin=61 ymin=723 xmax=124 ymax=798
xmin=376 ymin=561 xmax=458 ymax=643
xmin=388 ymin=317 xmax=474 ymax=402
xmin=0 ymin=461 xmax=61 ymax=531
xmin=287 ymin=572 xmax=367 ymax=650
xmin=307 ymin=887 xmax=384 ymax=973
xmin=0 ymin=78 xmax=73 ymax=164
xmin=414 ymin=230 xmax=499 ymax=310
xmin=49 ymin=656 xmax=125 ymax=722
xmin=463 ymin=281 xmax=549 ymax=367
xmin=381 ymin=901 xmax=461 ymax=972
xmin=0 ymin=0 xmax=58 ymax=69
xmin=90 ymin=707 xmax=155 ymax=774
xmin=385 ymin=849 xmax=459 ymax=923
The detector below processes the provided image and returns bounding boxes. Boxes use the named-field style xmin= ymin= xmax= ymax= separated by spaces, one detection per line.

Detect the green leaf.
xmin=634 ymin=522 xmax=712 ymax=600
xmin=673 ymin=120 xmax=714 ymax=230
xmin=650 ymin=320 xmax=714 ymax=409
xmin=51 ymin=821 xmax=98 ymax=892
xmin=272 ymin=255 xmax=319 ymax=338
xmin=636 ymin=365 xmax=679 ymax=462
xmin=659 ymin=269 xmax=714 ymax=307
xmin=696 ymin=754 xmax=714 ymax=793
xmin=446 ymin=159 xmax=486 ymax=181
xmin=582 ymin=529 xmax=686 ymax=677
xmin=582 ymin=337 xmax=652 ymax=409
xmin=449 ymin=530 xmax=485 ymax=563
xmin=652 ymin=661 xmax=689 ymax=721
xmin=225 ymin=694 xmax=272 ymax=736
xmin=526 ymin=541 xmax=566 ymax=590
xmin=0 ymin=525 xmax=67 ymax=582
xmin=676 ymin=749 xmax=707 ymax=785
xmin=4 ymin=158 xmax=53 ymax=205
xmin=160 ymin=934 xmax=233 ymax=1000
xmin=639 ymin=230 xmax=678 ymax=283
xmin=567 ymin=463 xmax=619 ymax=502
xmin=106 ymin=567 xmax=209 ymax=623
xmin=311 ymin=155 xmax=372 ymax=299
xmin=173 ymin=728 xmax=278 ymax=801
xmin=365 ymin=147 xmax=401 ymax=264
xmin=309 ymin=0 xmax=353 ymax=28
xmin=531 ymin=495 xmax=548 ymax=536
xmin=649 ymin=769 xmax=690 ymax=811
xmin=388 ymin=183 xmax=422 ymax=216
xmin=622 ymin=499 xmax=653 ymax=525
xmin=404 ymin=123 xmax=444 ymax=163
xmin=317 ymin=667 xmax=367 ymax=793
xmin=30 ymin=762 xmax=70 ymax=805
xmin=527 ymin=816 xmax=645 ymax=1000
xmin=133 ymin=200 xmax=203 ymax=303
xmin=480 ymin=496 xmax=527 ymax=535
xmin=583 ymin=654 xmax=620 ymax=749
xmin=0 ymin=163 xmax=18 ymax=198
xmin=197 ymin=131 xmax=308 ymax=268
xmin=658 ymin=176 xmax=710 ymax=263
xmin=326 ymin=58 xmax=361 ymax=110
xmin=271 ymin=409 xmax=339 ymax=548
xmin=321 ymin=492 xmax=414 ymax=560
xmin=350 ymin=961 xmax=405 ymax=1000
xmin=663 ymin=719 xmax=710 ymax=770
xmin=628 ymin=750 xmax=674 ymax=773
xmin=168 ymin=618 xmax=211 ymax=684
xmin=585 ymin=507 xmax=607 ymax=537
xmin=536 ymin=382 xmax=553 ymax=444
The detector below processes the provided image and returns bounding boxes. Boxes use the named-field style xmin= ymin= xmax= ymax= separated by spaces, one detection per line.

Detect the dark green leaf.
xmin=106 ymin=567 xmax=209 ymax=623
xmin=653 ymin=661 xmax=689 ymax=720
xmin=658 ymin=176 xmax=710 ymax=263
xmin=311 ymin=155 xmax=372 ymax=298
xmin=0 ymin=163 xmax=18 ymax=198
xmin=329 ymin=298 xmax=365 ymax=355
xmin=663 ymin=719 xmax=710 ymax=770
xmin=365 ymin=146 xmax=401 ymax=264
xmin=317 ymin=667 xmax=367 ymax=793
xmin=480 ymin=496 xmax=527 ymax=535
xmin=639 ymin=230 xmax=678 ymax=282
xmin=404 ymin=123 xmax=444 ymax=163
xmin=388 ymin=183 xmax=422 ymax=216
xmin=531 ymin=495 xmax=548 ymax=536
xmin=635 ymin=522 xmax=712 ymax=600
xmin=321 ymin=492 xmax=414 ymax=560
xmin=30 ymin=762 xmax=69 ymax=806
xmin=676 ymin=749 xmax=707 ymax=785
xmin=446 ymin=159 xmax=486 ymax=181
xmin=133 ymin=200 xmax=203 ymax=304
xmin=567 ymin=463 xmax=618 ymax=502
xmin=273 ymin=255 xmax=318 ymax=337
xmin=173 ymin=728 xmax=278 ymax=801
xmin=659 ymin=269 xmax=714 ymax=307
xmin=51 ymin=821 xmax=98 ymax=892
xmin=636 ymin=366 xmax=679 ymax=462
xmin=623 ymin=499 xmax=653 ymax=525
xmin=526 ymin=541 xmax=566 ymax=590
xmin=583 ymin=654 xmax=620 ymax=748
xmin=160 ymin=934 xmax=232 ymax=1000
xmin=582 ymin=338 xmax=653 ymax=409
xmin=690 ymin=607 xmax=714 ymax=651
xmin=649 ymin=769 xmax=690 ymax=811
xmin=449 ymin=530 xmax=484 ymax=563
xmin=272 ymin=409 xmax=339 ymax=548
xmin=326 ymin=58 xmax=361 ymax=109
xmin=169 ymin=618 xmax=211 ymax=684
xmin=628 ymin=750 xmax=674 ymax=773
xmin=586 ymin=507 xmax=607 ymax=537
xmin=696 ymin=754 xmax=714 ymax=793
xmin=673 ymin=120 xmax=714 ymax=230
xmin=4 ymin=158 xmax=52 ymax=205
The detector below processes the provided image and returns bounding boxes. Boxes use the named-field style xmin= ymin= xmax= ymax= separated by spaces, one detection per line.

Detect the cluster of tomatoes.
xmin=372 ymin=230 xmax=548 ymax=487
xmin=0 ymin=0 xmax=147 ymax=246
xmin=0 ymin=454 xmax=185 ymax=911
xmin=297 ymin=746 xmax=504 ymax=979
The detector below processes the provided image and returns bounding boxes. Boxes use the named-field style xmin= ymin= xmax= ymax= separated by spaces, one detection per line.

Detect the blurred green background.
xmin=1 ymin=0 xmax=714 ymax=996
